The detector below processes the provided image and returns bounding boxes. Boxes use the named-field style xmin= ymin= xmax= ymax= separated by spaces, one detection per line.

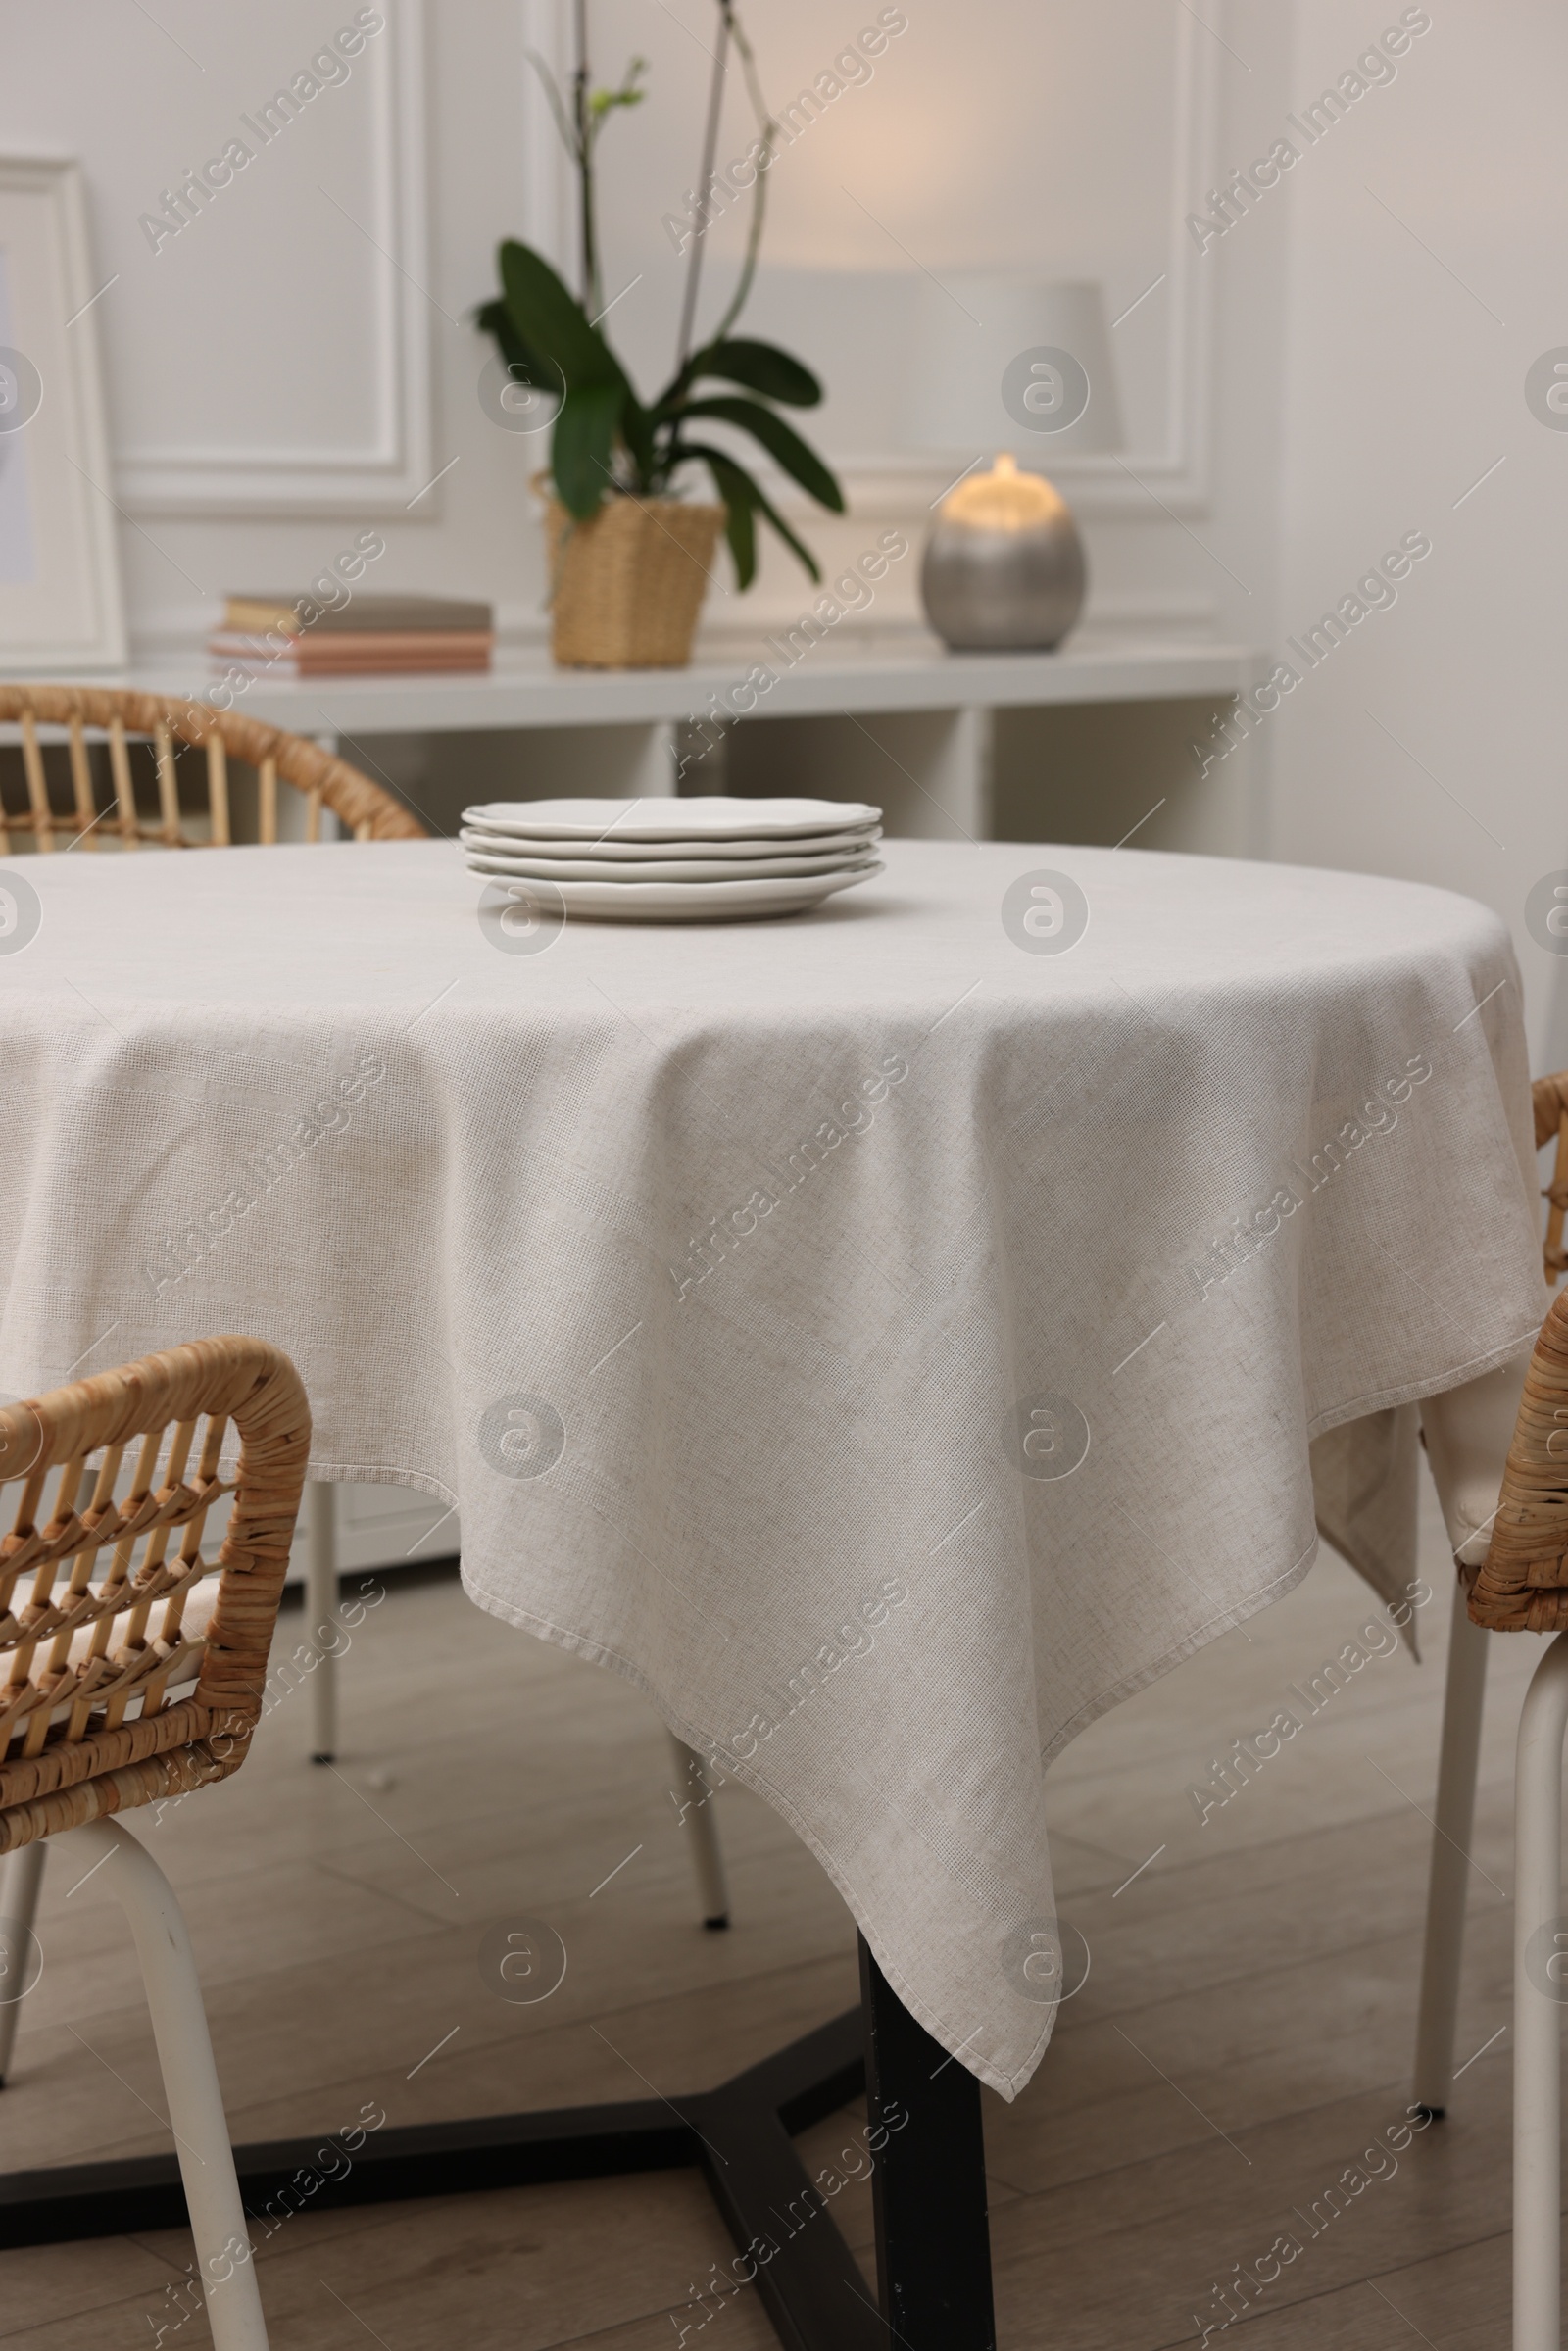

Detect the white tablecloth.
xmin=0 ymin=838 xmax=1544 ymax=2097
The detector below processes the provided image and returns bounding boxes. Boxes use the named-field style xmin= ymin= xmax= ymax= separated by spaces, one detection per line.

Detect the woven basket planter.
xmin=543 ymin=491 xmax=723 ymax=669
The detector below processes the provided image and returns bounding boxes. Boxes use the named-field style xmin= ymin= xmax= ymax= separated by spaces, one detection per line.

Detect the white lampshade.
xmin=902 ymin=276 xmax=1124 ymax=456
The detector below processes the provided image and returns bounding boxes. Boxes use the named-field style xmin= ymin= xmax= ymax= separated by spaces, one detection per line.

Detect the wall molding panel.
xmin=117 ymin=0 xmax=432 ymax=515
xmin=833 ymin=5 xmax=1222 ymax=521
xmin=517 ymin=1 xmax=1223 ymax=523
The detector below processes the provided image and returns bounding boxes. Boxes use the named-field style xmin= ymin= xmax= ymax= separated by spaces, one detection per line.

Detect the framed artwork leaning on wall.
xmin=0 ymin=155 xmax=125 ymax=672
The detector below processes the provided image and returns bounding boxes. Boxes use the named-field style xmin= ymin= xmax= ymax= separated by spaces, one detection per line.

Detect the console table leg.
xmin=858 ymin=1935 xmax=997 ymax=2351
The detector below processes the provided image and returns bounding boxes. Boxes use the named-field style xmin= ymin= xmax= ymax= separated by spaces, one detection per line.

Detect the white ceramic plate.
xmin=459 ymin=823 xmax=882 ymax=865
xmin=464 ymin=845 xmax=881 ymax=883
xmin=463 ymin=796 xmax=881 ymax=843
xmin=469 ymin=861 xmax=884 ymax=921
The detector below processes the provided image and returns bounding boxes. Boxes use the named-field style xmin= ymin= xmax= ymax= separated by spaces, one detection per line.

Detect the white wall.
xmin=0 ymin=0 xmax=1298 ymax=675
xmin=1272 ymin=0 xmax=1568 ymax=1061
xmin=1 ymin=0 xmax=537 ymax=661
xmin=21 ymin=0 xmax=1561 ymax=1057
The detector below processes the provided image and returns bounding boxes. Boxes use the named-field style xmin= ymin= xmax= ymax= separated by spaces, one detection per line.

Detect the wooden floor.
xmin=0 ymin=1475 xmax=1549 ymax=2349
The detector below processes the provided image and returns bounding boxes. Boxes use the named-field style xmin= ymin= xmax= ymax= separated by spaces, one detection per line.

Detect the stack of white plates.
xmin=460 ymin=797 xmax=884 ymax=922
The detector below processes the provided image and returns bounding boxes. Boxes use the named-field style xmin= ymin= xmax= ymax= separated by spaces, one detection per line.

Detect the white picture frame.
xmin=0 ymin=155 xmax=126 ymax=671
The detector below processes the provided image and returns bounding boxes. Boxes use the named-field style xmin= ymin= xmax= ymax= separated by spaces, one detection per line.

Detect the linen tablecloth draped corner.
xmin=0 ymin=838 xmax=1544 ymax=2098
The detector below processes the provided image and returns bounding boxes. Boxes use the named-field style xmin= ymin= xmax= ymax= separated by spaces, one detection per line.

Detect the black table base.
xmin=0 ymin=1937 xmax=995 ymax=2351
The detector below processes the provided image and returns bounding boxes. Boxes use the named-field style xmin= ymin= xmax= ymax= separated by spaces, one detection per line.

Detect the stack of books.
xmin=211 ymin=593 xmax=494 ymax=676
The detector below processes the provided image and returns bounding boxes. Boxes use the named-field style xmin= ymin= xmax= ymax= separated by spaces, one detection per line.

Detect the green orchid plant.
xmin=475 ymin=0 xmax=844 ymax=587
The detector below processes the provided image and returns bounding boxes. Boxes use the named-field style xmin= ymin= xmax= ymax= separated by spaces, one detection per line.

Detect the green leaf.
xmin=682 ymin=442 xmax=822 ymax=585
xmin=688 ymin=340 xmax=822 ymax=407
xmin=498 ymin=240 xmax=625 ymax=394
xmin=740 ymin=482 xmax=823 ymax=583
xmin=650 ymin=340 xmax=821 ymax=422
xmin=552 ymin=382 xmax=623 ymax=519
xmin=474 ymin=296 xmax=562 ymax=401
xmin=710 ymin=461 xmax=758 ymax=589
xmin=618 ymin=390 xmax=657 ymax=486
xmin=589 ymin=58 xmax=647 ymax=120
xmin=683 ymin=444 xmax=760 ymax=589
xmin=590 ymin=59 xmax=646 ymax=112
xmin=678 ymin=398 xmax=844 ymax=512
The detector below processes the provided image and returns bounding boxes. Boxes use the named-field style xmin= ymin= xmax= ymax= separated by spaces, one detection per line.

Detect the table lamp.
xmin=904 ymin=277 xmax=1122 ymax=651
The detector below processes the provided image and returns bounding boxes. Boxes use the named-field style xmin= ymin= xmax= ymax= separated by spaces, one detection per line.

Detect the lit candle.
xmin=920 ymin=454 xmax=1086 ymax=651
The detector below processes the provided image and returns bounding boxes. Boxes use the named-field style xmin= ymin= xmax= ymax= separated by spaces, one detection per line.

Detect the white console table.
xmin=123 ymin=630 xmax=1269 ymax=857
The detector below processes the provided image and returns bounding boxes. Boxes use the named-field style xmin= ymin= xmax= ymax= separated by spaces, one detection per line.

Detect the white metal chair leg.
xmin=669 ymin=1736 xmax=730 ymax=1929
xmin=306 ymin=1480 xmax=338 ymax=1764
xmin=0 ymin=1839 xmax=45 ymax=2084
xmin=1412 ymin=1578 xmax=1490 ymax=2115
xmin=62 ymin=1817 xmax=268 ymax=2350
xmin=1513 ymin=1631 xmax=1568 ymax=2351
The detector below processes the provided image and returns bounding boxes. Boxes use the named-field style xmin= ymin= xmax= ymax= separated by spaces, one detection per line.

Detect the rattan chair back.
xmin=1468 ymin=1070 xmax=1568 ymax=1629
xmin=1536 ymin=1071 xmax=1568 ymax=1284
xmin=0 ymin=686 xmax=422 ymax=851
xmin=1470 ymin=1283 xmax=1568 ymax=1632
xmin=0 ymin=1338 xmax=309 ymax=1852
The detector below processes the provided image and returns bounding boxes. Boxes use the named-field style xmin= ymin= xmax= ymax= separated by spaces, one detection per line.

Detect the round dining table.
xmin=0 ymin=833 xmax=1545 ymax=2347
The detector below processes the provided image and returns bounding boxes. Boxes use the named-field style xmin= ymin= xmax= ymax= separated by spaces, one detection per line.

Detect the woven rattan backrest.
xmin=0 ymin=686 xmax=423 ymax=852
xmin=0 ymin=1338 xmax=309 ymax=1853
xmin=1469 ymin=1067 xmax=1568 ymax=1631
xmin=1470 ymin=1284 xmax=1568 ymax=1632
xmin=1535 ymin=1071 xmax=1568 ymax=1285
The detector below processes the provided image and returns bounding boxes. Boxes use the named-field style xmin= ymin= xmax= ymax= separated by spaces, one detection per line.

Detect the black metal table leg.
xmin=698 ymin=2016 xmax=886 ymax=2351
xmin=859 ymin=1935 xmax=997 ymax=2351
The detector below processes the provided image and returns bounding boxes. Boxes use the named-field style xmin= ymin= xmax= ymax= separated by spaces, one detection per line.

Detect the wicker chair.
xmin=0 ymin=685 xmax=423 ymax=849
xmin=0 ymin=686 xmax=417 ymax=1771
xmin=0 ymin=1336 xmax=307 ymax=2351
xmin=1410 ymin=1069 xmax=1568 ymax=2351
